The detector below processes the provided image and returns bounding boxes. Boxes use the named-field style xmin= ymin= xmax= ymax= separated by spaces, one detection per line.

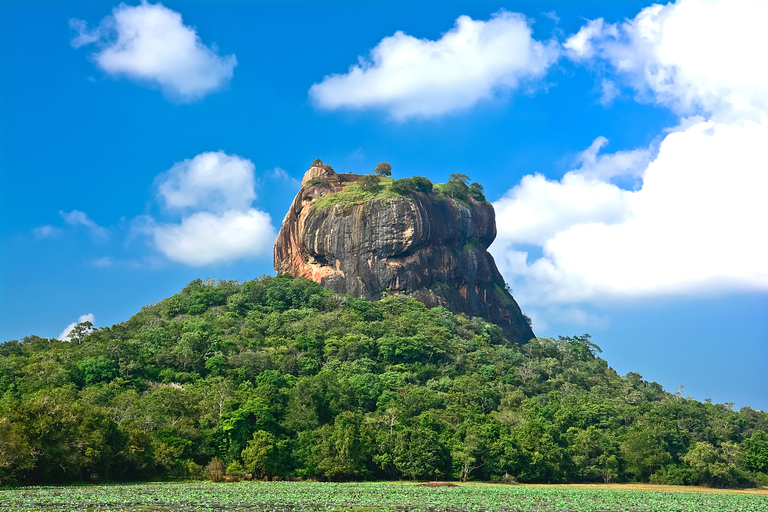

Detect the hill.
xmin=0 ymin=275 xmax=766 ymax=487
xmin=274 ymin=164 xmax=534 ymax=343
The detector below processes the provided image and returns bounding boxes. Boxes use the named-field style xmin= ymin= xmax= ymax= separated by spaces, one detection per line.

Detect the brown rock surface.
xmin=274 ymin=165 xmax=535 ymax=343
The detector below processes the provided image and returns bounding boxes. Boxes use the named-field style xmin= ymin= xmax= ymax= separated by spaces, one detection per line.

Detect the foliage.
xmin=443 ymin=173 xmax=471 ymax=202
xmin=0 ymin=274 xmax=766 ymax=486
xmin=358 ymin=174 xmax=383 ymax=193
xmin=1 ymin=481 xmax=767 ymax=511
xmin=310 ymin=177 xmax=399 ymax=210
xmin=469 ymin=181 xmax=486 ymax=202
xmin=390 ymin=177 xmax=414 ymax=195
xmin=373 ymin=162 xmax=392 ymax=177
xmin=745 ymin=430 xmax=768 ymax=473
xmin=391 ymin=176 xmax=435 ymax=197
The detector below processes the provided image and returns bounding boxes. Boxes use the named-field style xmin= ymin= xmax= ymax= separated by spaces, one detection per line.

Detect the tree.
xmin=448 ymin=173 xmax=470 ymax=186
xmin=566 ymin=426 xmax=619 ymax=483
xmin=443 ymin=174 xmax=471 ymax=201
xmin=241 ymin=430 xmax=277 ymax=478
xmin=313 ymin=411 xmax=371 ymax=480
xmin=373 ymin=162 xmax=392 ymax=176
xmin=67 ymin=321 xmax=94 ymax=344
xmin=744 ymin=430 xmax=768 ymax=473
xmin=683 ymin=441 xmax=745 ymax=487
xmin=468 ymin=182 xmax=486 ymax=201
xmin=451 ymin=429 xmax=485 ymax=481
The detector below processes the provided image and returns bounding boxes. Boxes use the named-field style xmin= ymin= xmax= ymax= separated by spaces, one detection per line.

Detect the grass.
xmin=0 ymin=481 xmax=766 ymax=512
xmin=310 ymin=177 xmax=402 ymax=211
xmin=307 ymin=176 xmax=488 ymax=212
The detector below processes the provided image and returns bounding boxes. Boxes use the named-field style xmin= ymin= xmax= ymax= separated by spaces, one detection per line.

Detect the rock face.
xmin=274 ymin=165 xmax=535 ymax=343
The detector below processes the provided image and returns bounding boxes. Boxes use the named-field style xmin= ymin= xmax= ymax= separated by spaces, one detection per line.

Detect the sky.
xmin=1 ymin=0 xmax=766 ymax=410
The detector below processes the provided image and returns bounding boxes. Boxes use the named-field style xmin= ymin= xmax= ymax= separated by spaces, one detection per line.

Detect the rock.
xmin=274 ymin=166 xmax=535 ymax=343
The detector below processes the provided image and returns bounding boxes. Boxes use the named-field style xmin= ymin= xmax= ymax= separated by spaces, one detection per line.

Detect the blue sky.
xmin=1 ymin=0 xmax=766 ymax=409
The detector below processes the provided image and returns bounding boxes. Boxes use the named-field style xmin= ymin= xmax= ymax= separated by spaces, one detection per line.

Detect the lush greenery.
xmin=433 ymin=173 xmax=488 ymax=205
xmin=309 ymin=176 xmax=401 ymax=210
xmin=1 ymin=275 xmax=767 ymax=487
xmin=308 ymin=170 xmax=488 ymax=211
xmin=1 ymin=481 xmax=767 ymax=512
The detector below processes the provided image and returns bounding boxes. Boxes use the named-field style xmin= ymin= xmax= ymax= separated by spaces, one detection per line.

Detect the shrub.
xmin=205 ymin=457 xmax=225 ymax=482
xmin=358 ymin=174 xmax=382 ymax=192
xmin=650 ymin=464 xmax=694 ymax=485
xmin=391 ymin=178 xmax=415 ymax=196
xmin=412 ymin=176 xmax=433 ymax=193
xmin=226 ymin=460 xmax=244 ymax=477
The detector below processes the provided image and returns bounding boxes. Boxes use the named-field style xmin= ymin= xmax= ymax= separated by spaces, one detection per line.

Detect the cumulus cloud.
xmin=59 ymin=210 xmax=109 ymax=239
xmin=70 ymin=2 xmax=236 ymax=101
xmin=147 ymin=152 xmax=276 ymax=266
xmin=152 ymin=210 xmax=275 ymax=266
xmin=156 ymin=151 xmax=256 ymax=212
xmin=309 ymin=10 xmax=559 ymax=119
xmin=492 ymin=0 xmax=768 ymax=309
xmin=575 ymin=136 xmax=653 ymax=181
xmin=563 ymin=18 xmax=615 ymax=60
xmin=492 ymin=118 xmax=768 ymax=305
xmin=564 ymin=0 xmax=768 ymax=119
xmin=494 ymin=169 xmax=632 ymax=247
xmin=58 ymin=313 xmax=95 ymax=341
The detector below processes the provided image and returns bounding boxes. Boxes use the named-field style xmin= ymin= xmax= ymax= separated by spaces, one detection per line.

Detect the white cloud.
xmin=599 ymin=79 xmax=619 ymax=105
xmin=60 ymin=210 xmax=109 ymax=239
xmin=152 ymin=210 xmax=276 ymax=266
xmin=33 ymin=225 xmax=61 ymax=238
xmin=495 ymin=0 xmax=768 ymax=310
xmin=494 ymin=137 xmax=643 ymax=246
xmin=492 ymin=118 xmax=768 ymax=305
xmin=309 ymin=10 xmax=559 ymax=119
xmin=58 ymin=313 xmax=95 ymax=341
xmin=146 ymin=152 xmax=277 ymax=266
xmin=92 ymin=257 xmax=115 ymax=268
xmin=565 ymin=0 xmax=768 ymax=119
xmin=269 ymin=167 xmax=300 ymax=188
xmin=563 ymin=18 xmax=615 ymax=60
xmin=70 ymin=2 xmax=236 ymax=101
xmin=542 ymin=11 xmax=560 ymax=24
xmin=156 ymin=151 xmax=256 ymax=212
xmin=575 ymin=135 xmax=653 ymax=181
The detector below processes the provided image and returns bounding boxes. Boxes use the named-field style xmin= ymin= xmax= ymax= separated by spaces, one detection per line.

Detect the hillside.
xmin=0 ymin=275 xmax=766 ymax=487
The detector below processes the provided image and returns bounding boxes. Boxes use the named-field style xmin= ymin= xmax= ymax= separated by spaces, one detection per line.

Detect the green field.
xmin=1 ymin=482 xmax=766 ymax=512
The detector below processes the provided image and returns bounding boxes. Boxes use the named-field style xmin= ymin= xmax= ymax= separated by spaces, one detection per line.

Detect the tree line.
xmin=1 ymin=275 xmax=766 ymax=487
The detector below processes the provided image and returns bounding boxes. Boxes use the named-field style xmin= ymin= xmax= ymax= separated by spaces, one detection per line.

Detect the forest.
xmin=1 ymin=275 xmax=766 ymax=487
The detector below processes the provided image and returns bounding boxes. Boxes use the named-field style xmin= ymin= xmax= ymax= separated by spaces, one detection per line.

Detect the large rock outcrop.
xmin=274 ymin=165 xmax=535 ymax=343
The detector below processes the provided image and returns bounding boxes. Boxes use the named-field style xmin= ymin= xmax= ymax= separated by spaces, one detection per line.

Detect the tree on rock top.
xmin=374 ymin=162 xmax=392 ymax=176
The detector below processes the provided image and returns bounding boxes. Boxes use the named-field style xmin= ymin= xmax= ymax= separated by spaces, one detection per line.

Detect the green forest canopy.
xmin=1 ymin=275 xmax=766 ymax=487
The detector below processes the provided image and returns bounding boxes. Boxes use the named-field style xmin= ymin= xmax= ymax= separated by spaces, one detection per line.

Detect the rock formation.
xmin=274 ymin=165 xmax=535 ymax=343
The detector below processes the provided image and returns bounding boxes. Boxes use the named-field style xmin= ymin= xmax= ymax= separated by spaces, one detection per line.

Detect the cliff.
xmin=274 ymin=165 xmax=535 ymax=343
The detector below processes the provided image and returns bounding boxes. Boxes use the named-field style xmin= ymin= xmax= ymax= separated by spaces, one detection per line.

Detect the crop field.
xmin=1 ymin=481 xmax=766 ymax=512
